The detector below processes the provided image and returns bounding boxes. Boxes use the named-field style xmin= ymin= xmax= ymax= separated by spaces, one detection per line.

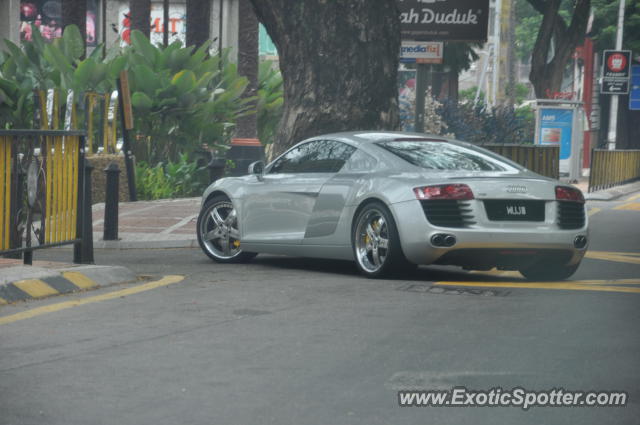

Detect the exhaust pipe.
xmin=574 ymin=235 xmax=587 ymax=249
xmin=431 ymin=233 xmax=457 ymax=247
xmin=431 ymin=234 xmax=445 ymax=246
xmin=443 ymin=235 xmax=457 ymax=247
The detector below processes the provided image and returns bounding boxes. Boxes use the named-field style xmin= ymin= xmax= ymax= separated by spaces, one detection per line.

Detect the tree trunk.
xmin=61 ymin=0 xmax=87 ymax=57
xmin=249 ymin=0 xmax=400 ymax=154
xmin=186 ymin=0 xmax=212 ymax=49
xmin=235 ymin=0 xmax=259 ymax=139
xmin=528 ymin=0 xmax=590 ymax=98
xmin=130 ymin=0 xmax=151 ymax=39
xmin=163 ymin=0 xmax=169 ymax=47
xmin=446 ymin=69 xmax=459 ymax=104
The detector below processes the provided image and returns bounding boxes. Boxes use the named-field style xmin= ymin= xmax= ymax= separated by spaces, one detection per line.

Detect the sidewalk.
xmin=91 ymin=197 xmax=201 ymax=249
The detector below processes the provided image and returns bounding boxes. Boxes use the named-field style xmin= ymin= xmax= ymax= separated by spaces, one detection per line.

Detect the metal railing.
xmin=589 ymin=149 xmax=640 ymax=192
xmin=85 ymin=91 xmax=120 ymax=155
xmin=0 ymin=129 xmax=92 ymax=264
xmin=482 ymin=144 xmax=560 ymax=179
xmin=35 ymin=89 xmax=119 ymax=155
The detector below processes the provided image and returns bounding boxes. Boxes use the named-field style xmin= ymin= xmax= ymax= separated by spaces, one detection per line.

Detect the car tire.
xmin=519 ymin=262 xmax=580 ymax=281
xmin=197 ymin=195 xmax=257 ymax=263
xmin=352 ymin=201 xmax=414 ymax=278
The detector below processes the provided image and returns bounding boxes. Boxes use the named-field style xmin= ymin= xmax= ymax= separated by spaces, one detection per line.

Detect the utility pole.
xmin=163 ymin=0 xmax=169 ymax=47
xmin=496 ymin=0 xmax=516 ymax=107
xmin=607 ymin=0 xmax=626 ymax=150
xmin=130 ymin=0 xmax=151 ymax=39
xmin=507 ymin=0 xmax=517 ymax=107
xmin=491 ymin=0 xmax=502 ymax=107
xmin=475 ymin=46 xmax=492 ymax=106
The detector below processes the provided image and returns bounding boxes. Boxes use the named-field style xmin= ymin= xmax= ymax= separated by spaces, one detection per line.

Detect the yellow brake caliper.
xmin=365 ymin=219 xmax=379 ymax=245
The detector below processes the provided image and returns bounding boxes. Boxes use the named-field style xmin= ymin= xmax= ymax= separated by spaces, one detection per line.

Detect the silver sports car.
xmin=197 ymin=131 xmax=588 ymax=280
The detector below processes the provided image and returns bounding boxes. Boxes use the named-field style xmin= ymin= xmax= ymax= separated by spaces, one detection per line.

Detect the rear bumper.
xmin=392 ymin=200 xmax=588 ymax=268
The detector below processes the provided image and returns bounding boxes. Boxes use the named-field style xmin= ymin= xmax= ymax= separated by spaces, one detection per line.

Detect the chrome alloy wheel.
xmin=199 ymin=200 xmax=242 ymax=260
xmin=355 ymin=209 xmax=390 ymax=273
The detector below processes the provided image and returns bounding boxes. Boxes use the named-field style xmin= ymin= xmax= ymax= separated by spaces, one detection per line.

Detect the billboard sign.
xmin=19 ymin=0 xmax=99 ymax=46
xmin=398 ymin=0 xmax=490 ymax=42
xmin=601 ymin=50 xmax=631 ymax=94
xmin=400 ymin=41 xmax=443 ymax=64
xmin=117 ymin=4 xmax=185 ymax=46
xmin=537 ymin=108 xmax=574 ymax=160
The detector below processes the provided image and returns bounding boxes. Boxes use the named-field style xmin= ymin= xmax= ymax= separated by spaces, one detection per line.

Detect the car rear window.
xmin=376 ymin=141 xmax=516 ymax=171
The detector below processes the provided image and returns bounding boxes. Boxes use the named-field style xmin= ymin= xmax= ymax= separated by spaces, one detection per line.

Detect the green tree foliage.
xmin=459 ymin=87 xmax=486 ymax=105
xmin=516 ymin=0 xmax=640 ymax=62
xmin=460 ymin=84 xmax=530 ymax=105
xmin=124 ymin=30 xmax=252 ymax=164
xmin=590 ymin=0 xmax=640 ymax=54
xmin=0 ymin=25 xmax=122 ymax=128
xmin=526 ymin=0 xmax=591 ymax=98
xmin=0 ymin=27 xmax=258 ymax=168
xmin=515 ymin=0 xmax=573 ymax=62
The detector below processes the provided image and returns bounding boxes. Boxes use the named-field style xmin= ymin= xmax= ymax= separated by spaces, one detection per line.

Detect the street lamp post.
xmin=607 ymin=0 xmax=626 ymax=150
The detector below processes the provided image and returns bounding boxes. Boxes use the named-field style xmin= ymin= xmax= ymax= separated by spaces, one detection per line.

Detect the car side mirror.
xmin=248 ymin=161 xmax=265 ymax=181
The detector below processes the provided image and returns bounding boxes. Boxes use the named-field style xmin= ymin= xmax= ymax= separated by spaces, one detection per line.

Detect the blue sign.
xmin=538 ymin=108 xmax=573 ymax=160
xmin=630 ymin=65 xmax=640 ymax=111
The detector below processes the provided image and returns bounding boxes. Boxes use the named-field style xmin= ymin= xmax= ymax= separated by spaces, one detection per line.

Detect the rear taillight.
xmin=555 ymin=186 xmax=585 ymax=203
xmin=414 ymin=184 xmax=474 ymax=200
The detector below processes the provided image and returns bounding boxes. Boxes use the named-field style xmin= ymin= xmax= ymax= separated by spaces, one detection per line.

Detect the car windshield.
xmin=376 ymin=141 xmax=517 ymax=171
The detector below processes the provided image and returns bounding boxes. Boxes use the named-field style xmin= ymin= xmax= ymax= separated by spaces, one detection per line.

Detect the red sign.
xmin=545 ymin=89 xmax=576 ymax=100
xmin=607 ymin=53 xmax=627 ymax=73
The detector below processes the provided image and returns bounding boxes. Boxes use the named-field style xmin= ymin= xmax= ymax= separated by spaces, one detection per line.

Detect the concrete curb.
xmin=93 ymin=237 xmax=199 ymax=250
xmin=0 ymin=265 xmax=137 ymax=304
xmin=585 ymin=181 xmax=640 ymax=201
xmin=52 ymin=234 xmax=199 ymax=250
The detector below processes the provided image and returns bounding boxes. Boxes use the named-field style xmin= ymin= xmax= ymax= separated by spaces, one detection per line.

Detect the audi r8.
xmin=196 ymin=132 xmax=588 ymax=280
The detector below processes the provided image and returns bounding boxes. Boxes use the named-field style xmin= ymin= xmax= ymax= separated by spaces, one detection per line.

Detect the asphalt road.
xmin=1 ymin=194 xmax=639 ymax=425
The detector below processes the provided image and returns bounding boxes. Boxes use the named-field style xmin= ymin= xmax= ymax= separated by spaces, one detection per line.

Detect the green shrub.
xmin=0 ymin=25 xmax=124 ymax=129
xmin=440 ymin=101 xmax=535 ymax=145
xmin=0 ymin=27 xmax=257 ymax=167
xmin=125 ymin=31 xmax=253 ymax=164
xmin=135 ymin=153 xmax=209 ymax=200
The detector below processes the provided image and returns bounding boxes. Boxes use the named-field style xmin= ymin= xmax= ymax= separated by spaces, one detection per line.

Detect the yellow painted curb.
xmin=62 ymin=271 xmax=98 ymax=289
xmin=13 ymin=279 xmax=59 ymax=298
xmin=0 ymin=275 xmax=184 ymax=325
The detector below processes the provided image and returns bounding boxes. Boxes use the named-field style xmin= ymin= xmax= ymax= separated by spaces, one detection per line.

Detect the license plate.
xmin=484 ymin=200 xmax=545 ymax=221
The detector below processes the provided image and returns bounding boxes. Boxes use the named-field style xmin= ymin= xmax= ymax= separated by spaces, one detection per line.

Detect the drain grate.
xmin=396 ymin=282 xmax=509 ymax=297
